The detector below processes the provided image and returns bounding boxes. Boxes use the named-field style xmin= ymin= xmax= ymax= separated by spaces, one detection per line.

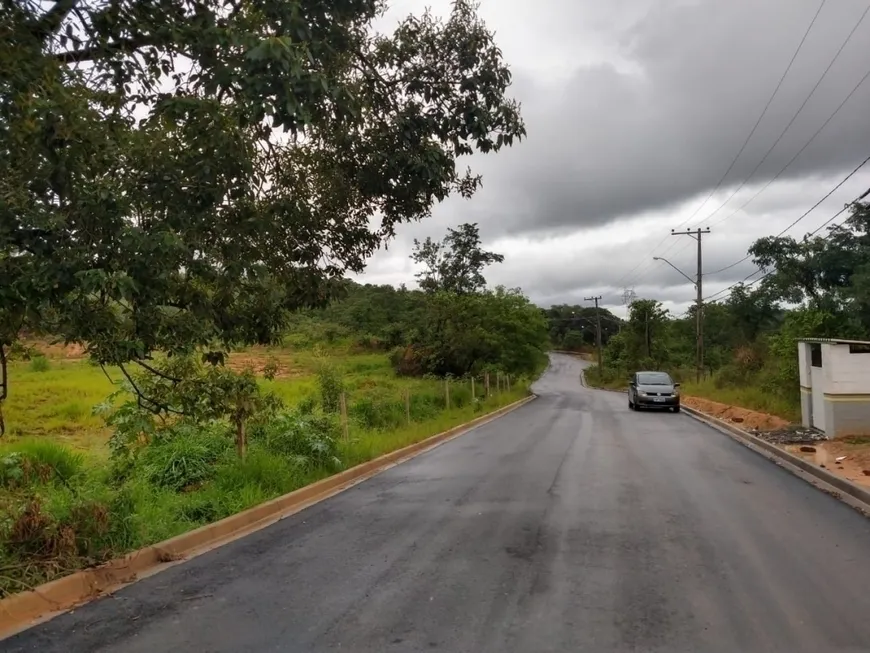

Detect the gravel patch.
xmin=751 ymin=425 xmax=827 ymax=445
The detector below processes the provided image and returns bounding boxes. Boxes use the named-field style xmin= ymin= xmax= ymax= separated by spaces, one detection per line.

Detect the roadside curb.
xmin=681 ymin=405 xmax=870 ymax=511
xmin=0 ymin=394 xmax=536 ymax=640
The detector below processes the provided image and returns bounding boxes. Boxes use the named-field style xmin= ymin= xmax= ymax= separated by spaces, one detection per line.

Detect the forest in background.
xmin=580 ymin=199 xmax=870 ymax=421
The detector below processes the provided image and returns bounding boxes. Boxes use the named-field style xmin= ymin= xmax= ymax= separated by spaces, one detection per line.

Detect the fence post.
xmin=471 ymin=376 xmax=476 ymax=400
xmin=507 ymin=374 xmax=511 ymax=392
xmin=405 ymin=388 xmax=411 ymax=425
xmin=445 ymin=379 xmax=451 ymax=410
xmin=485 ymin=372 xmax=490 ymax=397
xmin=339 ymin=392 xmax=349 ymax=441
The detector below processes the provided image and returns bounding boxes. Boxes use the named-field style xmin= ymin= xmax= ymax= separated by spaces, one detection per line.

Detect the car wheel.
xmin=672 ymin=405 xmax=681 ymax=413
xmin=628 ymin=398 xmax=634 ymax=410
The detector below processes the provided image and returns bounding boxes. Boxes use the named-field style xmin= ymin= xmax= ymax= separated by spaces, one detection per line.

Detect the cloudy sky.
xmin=355 ymin=0 xmax=870 ymax=317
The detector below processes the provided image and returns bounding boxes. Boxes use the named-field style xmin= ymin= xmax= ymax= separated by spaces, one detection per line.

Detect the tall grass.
xmin=680 ymin=377 xmax=800 ymax=422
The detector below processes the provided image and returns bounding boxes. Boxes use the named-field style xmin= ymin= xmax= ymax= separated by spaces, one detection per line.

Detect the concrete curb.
xmin=681 ymin=405 xmax=870 ymax=510
xmin=0 ymin=394 xmax=536 ymax=640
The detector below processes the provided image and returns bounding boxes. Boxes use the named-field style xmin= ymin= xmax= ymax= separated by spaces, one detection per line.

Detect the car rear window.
xmin=637 ymin=372 xmax=672 ymax=385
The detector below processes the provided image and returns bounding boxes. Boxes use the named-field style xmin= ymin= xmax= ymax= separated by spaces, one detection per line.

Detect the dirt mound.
xmin=682 ymin=396 xmax=790 ymax=431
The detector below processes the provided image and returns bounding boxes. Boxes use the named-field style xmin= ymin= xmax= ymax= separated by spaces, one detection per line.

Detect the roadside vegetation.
xmin=0 ymin=2 xmax=550 ymax=597
xmin=549 ymin=198 xmax=870 ymax=424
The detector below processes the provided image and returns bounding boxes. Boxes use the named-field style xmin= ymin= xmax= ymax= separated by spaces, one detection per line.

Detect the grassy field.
xmin=0 ymin=342 xmax=532 ymax=596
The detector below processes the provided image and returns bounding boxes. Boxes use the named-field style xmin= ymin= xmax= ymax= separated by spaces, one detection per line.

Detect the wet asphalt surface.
xmin=6 ymin=353 xmax=870 ymax=652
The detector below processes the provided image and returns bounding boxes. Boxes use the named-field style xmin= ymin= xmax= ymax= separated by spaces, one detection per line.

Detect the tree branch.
xmin=118 ymin=362 xmax=185 ymax=416
xmin=32 ymin=0 xmax=79 ymax=41
xmin=132 ymin=359 xmax=182 ymax=383
xmin=54 ymin=37 xmax=154 ymax=64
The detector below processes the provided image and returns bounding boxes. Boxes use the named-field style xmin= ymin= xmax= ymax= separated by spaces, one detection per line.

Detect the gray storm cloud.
xmin=361 ymin=0 xmax=870 ymax=307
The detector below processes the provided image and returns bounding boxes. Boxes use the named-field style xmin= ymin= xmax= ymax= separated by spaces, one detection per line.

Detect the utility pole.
xmin=585 ymin=295 xmax=603 ymax=371
xmin=670 ymin=227 xmax=710 ymax=383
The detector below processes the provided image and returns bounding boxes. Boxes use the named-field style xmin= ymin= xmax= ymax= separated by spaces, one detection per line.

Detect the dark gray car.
xmin=628 ymin=371 xmax=680 ymax=412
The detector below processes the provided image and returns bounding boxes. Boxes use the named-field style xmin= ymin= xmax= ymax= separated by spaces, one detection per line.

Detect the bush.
xmin=317 ymin=362 xmax=344 ymax=413
xmin=408 ymin=390 xmax=440 ymax=421
xmin=28 ymin=355 xmax=50 ymax=372
xmin=349 ymin=395 xmax=406 ymax=430
xmin=137 ymin=425 xmax=231 ymax=491
xmin=250 ymin=410 xmax=342 ymax=471
xmin=713 ymin=363 xmax=753 ymax=389
xmin=0 ymin=440 xmax=85 ymax=488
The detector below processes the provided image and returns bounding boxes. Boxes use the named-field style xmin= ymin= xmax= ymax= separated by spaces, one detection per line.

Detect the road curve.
xmin=7 ymin=354 xmax=870 ymax=652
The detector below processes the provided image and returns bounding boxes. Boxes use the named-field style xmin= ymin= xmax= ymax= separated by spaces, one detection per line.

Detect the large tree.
xmin=411 ymin=222 xmax=504 ymax=294
xmin=749 ymin=199 xmax=870 ymax=337
xmin=0 ymin=0 xmax=525 ymax=432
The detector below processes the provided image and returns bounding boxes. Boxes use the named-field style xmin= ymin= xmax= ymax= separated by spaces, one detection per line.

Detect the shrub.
xmin=317 ymin=362 xmax=344 ymax=413
xmin=0 ymin=440 xmax=85 ymax=488
xmin=349 ymin=395 xmax=405 ymax=430
xmin=137 ymin=425 xmax=231 ymax=491
xmin=408 ymin=390 xmax=440 ymax=421
xmin=28 ymin=355 xmax=50 ymax=372
xmin=250 ymin=410 xmax=342 ymax=471
xmin=713 ymin=363 xmax=752 ymax=389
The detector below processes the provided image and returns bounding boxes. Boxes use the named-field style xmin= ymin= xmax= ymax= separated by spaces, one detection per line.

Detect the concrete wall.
xmin=798 ymin=341 xmax=870 ymax=437
xmin=825 ymin=398 xmax=870 ymax=438
xmin=798 ymin=343 xmax=811 ymax=388
xmin=800 ymin=389 xmax=812 ymax=429
xmin=827 ymin=345 xmax=870 ymax=394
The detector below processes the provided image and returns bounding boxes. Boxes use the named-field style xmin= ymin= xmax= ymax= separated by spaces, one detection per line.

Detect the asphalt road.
xmin=7 ymin=353 xmax=870 ymax=652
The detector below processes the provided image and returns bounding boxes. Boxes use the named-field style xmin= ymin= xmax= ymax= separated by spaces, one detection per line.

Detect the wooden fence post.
xmin=485 ymin=372 xmax=490 ymax=397
xmin=445 ymin=379 xmax=451 ymax=410
xmin=339 ymin=392 xmax=349 ymax=441
xmin=471 ymin=376 xmax=476 ymax=400
xmin=405 ymin=388 xmax=411 ymax=425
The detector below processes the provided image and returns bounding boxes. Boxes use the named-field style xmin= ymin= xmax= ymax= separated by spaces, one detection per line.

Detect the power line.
xmin=708 ymin=63 xmax=870 ymax=230
xmin=704 ymin=154 xmax=870 ymax=275
xmin=703 ymin=185 xmax=870 ymax=303
xmin=615 ymin=1 xmax=829 ymax=290
xmin=692 ymin=1 xmax=868 ymax=231
xmin=654 ymin=52 xmax=870 ymax=278
xmin=678 ymin=0 xmax=830 ymax=231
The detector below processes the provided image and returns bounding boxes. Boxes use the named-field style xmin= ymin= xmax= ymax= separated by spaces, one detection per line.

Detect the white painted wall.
xmin=798 ymin=343 xmax=810 ymax=387
xmin=826 ymin=345 xmax=870 ymax=394
xmin=810 ymin=364 xmax=827 ymax=431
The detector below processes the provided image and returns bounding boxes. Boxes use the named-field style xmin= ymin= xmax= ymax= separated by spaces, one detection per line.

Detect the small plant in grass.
xmin=316 ymin=362 xmax=344 ymax=414
xmin=28 ymin=355 xmax=50 ymax=373
xmin=250 ymin=410 xmax=342 ymax=471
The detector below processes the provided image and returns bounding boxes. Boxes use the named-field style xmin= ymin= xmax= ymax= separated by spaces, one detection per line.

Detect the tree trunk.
xmin=0 ymin=343 xmax=7 ymax=437
xmin=235 ymin=417 xmax=247 ymax=458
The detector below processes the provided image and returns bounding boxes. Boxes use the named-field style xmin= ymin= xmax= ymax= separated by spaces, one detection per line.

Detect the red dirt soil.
xmin=785 ymin=439 xmax=870 ymax=489
xmin=682 ymin=396 xmax=790 ymax=431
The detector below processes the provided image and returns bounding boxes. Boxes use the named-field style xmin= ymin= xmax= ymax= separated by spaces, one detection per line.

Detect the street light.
xmin=653 ymin=256 xmax=696 ymax=287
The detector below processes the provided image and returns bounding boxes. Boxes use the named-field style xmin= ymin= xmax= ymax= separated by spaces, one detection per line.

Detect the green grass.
xmin=680 ymin=377 xmax=800 ymax=423
xmin=0 ymin=343 xmax=532 ymax=598
xmin=582 ymin=365 xmax=627 ymax=391
xmin=2 ymin=360 xmax=116 ymax=451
